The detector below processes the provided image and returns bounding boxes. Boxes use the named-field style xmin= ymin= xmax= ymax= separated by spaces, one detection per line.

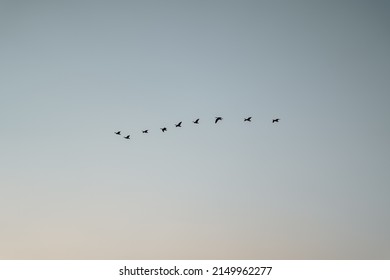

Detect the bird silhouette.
xmin=272 ymin=118 xmax=280 ymax=123
xmin=193 ymin=118 xmax=199 ymax=124
xmin=115 ymin=131 xmax=121 ymax=135
xmin=175 ymin=121 xmax=182 ymax=127
xmin=124 ymin=135 xmax=130 ymax=139
xmin=142 ymin=130 xmax=149 ymax=133
xmin=244 ymin=117 xmax=252 ymax=122
xmin=215 ymin=117 xmax=223 ymax=124
xmin=161 ymin=127 xmax=167 ymax=132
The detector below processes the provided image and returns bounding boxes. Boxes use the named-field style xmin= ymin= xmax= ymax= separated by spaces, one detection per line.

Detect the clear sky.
xmin=1 ymin=0 xmax=389 ymax=259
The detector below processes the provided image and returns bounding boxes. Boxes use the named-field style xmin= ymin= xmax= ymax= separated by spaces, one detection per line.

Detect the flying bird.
xmin=142 ymin=130 xmax=149 ymax=133
xmin=161 ymin=127 xmax=167 ymax=132
xmin=175 ymin=121 xmax=182 ymax=127
xmin=215 ymin=117 xmax=223 ymax=124
xmin=272 ymin=118 xmax=280 ymax=123
xmin=124 ymin=135 xmax=130 ymax=139
xmin=193 ymin=118 xmax=199 ymax=124
xmin=115 ymin=131 xmax=121 ymax=135
xmin=244 ymin=117 xmax=252 ymax=122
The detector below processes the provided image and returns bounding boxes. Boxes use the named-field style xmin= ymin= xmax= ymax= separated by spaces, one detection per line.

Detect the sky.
xmin=1 ymin=0 xmax=389 ymax=259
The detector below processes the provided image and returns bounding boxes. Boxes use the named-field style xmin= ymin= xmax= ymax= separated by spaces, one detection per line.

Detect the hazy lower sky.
xmin=1 ymin=0 xmax=389 ymax=259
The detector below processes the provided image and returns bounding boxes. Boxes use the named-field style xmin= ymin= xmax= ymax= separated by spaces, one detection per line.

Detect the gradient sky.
xmin=1 ymin=0 xmax=389 ymax=259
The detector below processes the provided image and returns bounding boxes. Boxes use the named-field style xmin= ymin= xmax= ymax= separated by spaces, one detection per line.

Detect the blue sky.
xmin=1 ymin=0 xmax=389 ymax=259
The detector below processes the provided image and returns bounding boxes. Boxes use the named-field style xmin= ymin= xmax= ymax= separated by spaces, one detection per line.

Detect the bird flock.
xmin=114 ymin=117 xmax=280 ymax=140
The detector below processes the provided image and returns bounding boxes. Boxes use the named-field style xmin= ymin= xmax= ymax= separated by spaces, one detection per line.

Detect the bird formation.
xmin=115 ymin=117 xmax=280 ymax=139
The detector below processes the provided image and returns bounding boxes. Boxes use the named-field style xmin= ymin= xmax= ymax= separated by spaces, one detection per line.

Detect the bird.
xmin=161 ymin=127 xmax=167 ymax=132
xmin=272 ymin=118 xmax=280 ymax=123
xmin=215 ymin=117 xmax=223 ymax=124
xmin=124 ymin=135 xmax=130 ymax=139
xmin=244 ymin=117 xmax=252 ymax=122
xmin=175 ymin=121 xmax=182 ymax=127
xmin=142 ymin=130 xmax=149 ymax=133
xmin=193 ymin=118 xmax=199 ymax=124
xmin=115 ymin=131 xmax=121 ymax=135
